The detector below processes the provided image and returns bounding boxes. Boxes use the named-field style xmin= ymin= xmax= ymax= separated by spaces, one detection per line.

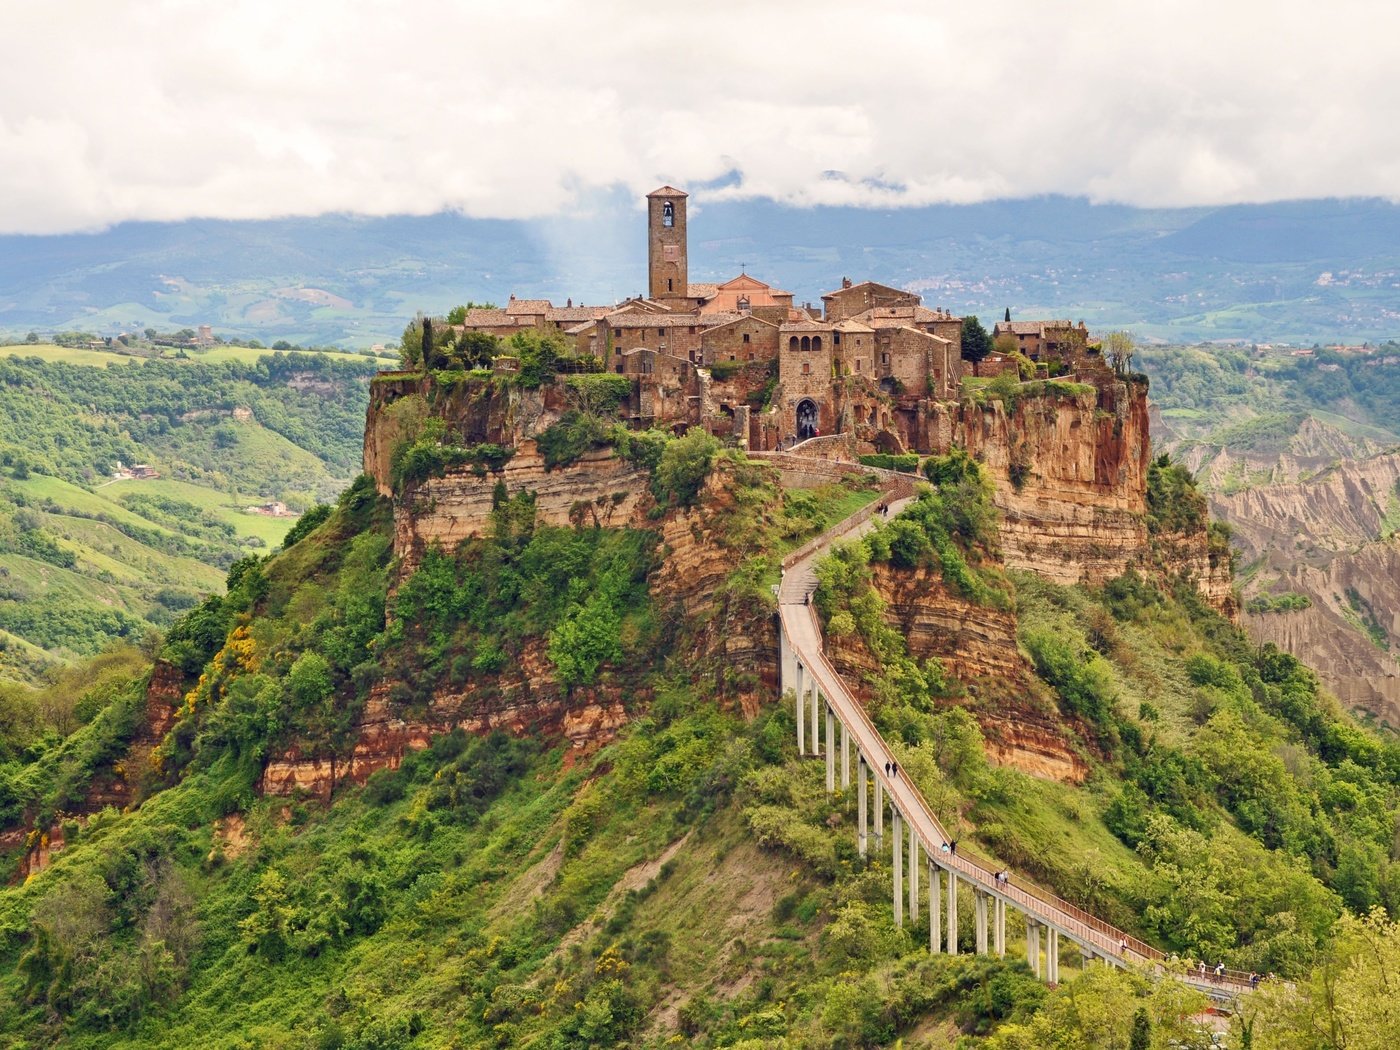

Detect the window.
xmin=802 ymin=362 xmax=810 ymax=374
xmin=667 ymin=278 xmax=673 ymax=292
xmin=728 ymin=354 xmax=736 ymax=361
xmin=614 ymin=329 xmax=622 ymax=338
xmin=801 ymin=336 xmax=810 ymax=351
xmin=833 ymin=332 xmax=841 ymax=346
xmin=658 ymin=328 xmax=665 ymax=338
xmin=663 ymin=201 xmax=674 ymax=227
xmin=855 ymin=359 xmax=862 ymax=372
xmin=742 ymin=333 xmax=750 ymax=344
xmin=789 ymin=336 xmax=799 ymax=351
xmin=689 ymin=325 xmax=697 ymax=334
xmin=747 ymin=353 xmax=754 ymax=361
xmin=882 ymin=353 xmax=889 ymax=364
xmin=812 ymin=336 xmax=822 ymax=352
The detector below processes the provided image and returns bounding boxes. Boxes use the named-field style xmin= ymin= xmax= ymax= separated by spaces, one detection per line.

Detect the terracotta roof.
xmin=887 ymin=325 xmax=951 ymax=345
xmin=608 ymin=314 xmax=708 ymax=329
xmin=686 ymin=283 xmax=720 ymax=299
xmin=647 ymin=185 xmax=689 ymax=198
xmin=504 ymin=298 xmax=552 ymax=315
xmin=832 ymin=319 xmax=875 ymax=333
xmin=547 ymin=306 xmax=609 ymax=323
xmin=460 ymin=309 xmax=516 ymax=326
xmin=995 ymin=320 xmax=1074 ymax=336
xmin=821 ymin=279 xmax=917 ymax=301
xmin=779 ymin=319 xmax=834 ymax=332
xmin=563 ymin=321 xmax=595 ymax=336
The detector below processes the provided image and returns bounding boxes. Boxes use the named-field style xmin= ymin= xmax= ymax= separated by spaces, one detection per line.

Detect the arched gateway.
xmin=796 ymin=398 xmax=819 ymax=440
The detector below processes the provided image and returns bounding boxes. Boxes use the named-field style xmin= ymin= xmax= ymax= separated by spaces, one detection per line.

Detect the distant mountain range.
xmin=3 ymin=194 xmax=1399 ymax=347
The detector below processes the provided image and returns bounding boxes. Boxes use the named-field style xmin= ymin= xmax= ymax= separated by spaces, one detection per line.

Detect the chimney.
xmin=842 ymin=277 xmax=852 ymax=289
xmin=567 ymin=298 xmax=572 ymax=308
xmin=509 ymin=293 xmax=515 ymax=300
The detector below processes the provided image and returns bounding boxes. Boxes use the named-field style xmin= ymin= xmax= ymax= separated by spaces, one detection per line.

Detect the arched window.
xmin=801 ymin=336 xmax=811 ymax=352
xmin=662 ymin=201 xmax=674 ymax=227
xmin=812 ymin=336 xmax=822 ymax=352
xmin=789 ymin=336 xmax=799 ymax=351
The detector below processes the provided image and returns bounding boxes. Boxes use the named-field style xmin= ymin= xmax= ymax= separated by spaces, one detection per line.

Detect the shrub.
xmin=652 ymin=428 xmax=721 ymax=508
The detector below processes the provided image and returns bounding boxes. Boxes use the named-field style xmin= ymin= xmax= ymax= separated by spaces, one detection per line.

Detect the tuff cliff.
xmin=257 ymin=371 xmax=1234 ymax=797
xmin=946 ymin=378 xmax=1233 ymax=615
xmin=1211 ymin=451 xmax=1400 ymax=724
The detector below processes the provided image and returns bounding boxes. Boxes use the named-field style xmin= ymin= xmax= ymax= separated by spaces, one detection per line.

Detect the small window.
xmin=658 ymin=328 xmax=665 ymax=338
xmin=882 ymin=353 xmax=889 ymax=364
xmin=742 ymin=333 xmax=750 ymax=344
xmin=667 ymin=278 xmax=673 ymax=292
xmin=728 ymin=354 xmax=736 ymax=361
xmin=747 ymin=353 xmax=754 ymax=361
xmin=855 ymin=359 xmax=861 ymax=372
xmin=802 ymin=362 xmax=810 ymax=375
xmin=689 ymin=326 xmax=697 ymax=334
xmin=614 ymin=329 xmax=622 ymax=338
xmin=663 ymin=201 xmax=674 ymax=227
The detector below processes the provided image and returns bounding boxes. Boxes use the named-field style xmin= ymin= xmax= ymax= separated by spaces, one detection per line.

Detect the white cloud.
xmin=1 ymin=0 xmax=1398 ymax=233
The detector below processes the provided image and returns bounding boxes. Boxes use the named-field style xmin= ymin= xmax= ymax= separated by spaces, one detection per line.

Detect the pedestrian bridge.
xmin=776 ymin=480 xmax=1256 ymax=1001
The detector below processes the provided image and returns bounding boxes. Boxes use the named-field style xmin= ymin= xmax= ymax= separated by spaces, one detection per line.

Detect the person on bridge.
xmin=948 ymin=839 xmax=957 ymax=855
xmin=1119 ymin=938 xmax=1128 ymax=956
xmin=1214 ymin=962 xmax=1225 ymax=981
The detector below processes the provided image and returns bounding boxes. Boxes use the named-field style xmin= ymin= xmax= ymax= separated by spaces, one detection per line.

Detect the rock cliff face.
xmin=823 ymin=557 xmax=1090 ymax=785
xmin=257 ymin=373 xmax=1229 ymax=799
xmin=1209 ymin=452 xmax=1400 ymax=724
xmin=948 ymin=379 xmax=1232 ymax=616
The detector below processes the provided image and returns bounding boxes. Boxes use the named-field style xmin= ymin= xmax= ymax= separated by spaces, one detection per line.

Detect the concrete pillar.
xmin=857 ymin=755 xmax=868 ymax=857
xmin=975 ymin=890 xmax=988 ymax=954
xmin=825 ymin=704 xmax=835 ymax=794
xmin=946 ymin=869 xmax=959 ymax=955
xmin=1081 ymin=948 xmax=1094 ymax=972
xmin=1047 ymin=928 xmax=1059 ymax=984
xmin=994 ymin=897 xmax=1005 ymax=957
xmin=1027 ymin=920 xmax=1041 ymax=978
xmin=811 ymin=681 xmax=821 ymax=755
xmin=908 ymin=820 xmax=919 ymax=924
xmin=928 ymin=860 xmax=940 ymax=953
xmin=795 ymin=662 xmax=805 ymax=755
xmin=892 ymin=808 xmax=903 ymax=926
xmin=840 ymin=721 xmax=850 ymax=789
xmin=874 ymin=779 xmax=884 ymax=852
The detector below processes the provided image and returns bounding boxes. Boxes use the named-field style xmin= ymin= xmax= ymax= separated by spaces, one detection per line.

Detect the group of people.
xmin=883 ymin=760 xmax=899 ymax=778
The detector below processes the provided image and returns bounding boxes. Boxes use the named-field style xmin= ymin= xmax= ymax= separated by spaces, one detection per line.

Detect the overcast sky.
xmin=2 ymin=0 xmax=1397 ymax=235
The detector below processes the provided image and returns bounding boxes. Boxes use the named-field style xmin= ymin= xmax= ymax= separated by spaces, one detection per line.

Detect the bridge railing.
xmin=779 ymin=478 xmax=917 ymax=575
xmin=800 ymin=627 xmax=1259 ymax=991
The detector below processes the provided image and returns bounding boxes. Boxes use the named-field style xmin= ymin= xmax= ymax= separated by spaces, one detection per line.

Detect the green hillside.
xmin=0 ymin=351 xmax=375 ymax=674
xmin=0 ymin=444 xmax=1398 ymax=1047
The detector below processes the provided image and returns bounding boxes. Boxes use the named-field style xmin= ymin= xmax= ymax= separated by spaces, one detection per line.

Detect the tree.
xmin=993 ymin=333 xmax=1018 ymax=357
xmin=25 ymin=331 xmax=38 ymax=343
xmin=1104 ymin=330 xmax=1136 ymax=376
xmin=1004 ymin=307 xmax=1011 ymax=322
xmin=961 ymin=315 xmax=993 ymax=367
xmin=144 ymin=328 xmax=157 ymax=341
xmin=1128 ymin=1007 xmax=1151 ymax=1050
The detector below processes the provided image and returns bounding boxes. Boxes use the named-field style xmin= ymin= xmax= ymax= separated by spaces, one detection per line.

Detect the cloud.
xmin=1 ymin=0 xmax=1398 ymax=233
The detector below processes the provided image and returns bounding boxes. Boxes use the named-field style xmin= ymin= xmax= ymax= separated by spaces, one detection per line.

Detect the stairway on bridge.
xmin=775 ymin=478 xmax=1257 ymax=1003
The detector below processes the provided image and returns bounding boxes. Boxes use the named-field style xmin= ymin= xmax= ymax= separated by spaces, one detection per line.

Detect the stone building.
xmin=993 ymin=318 xmax=1091 ymax=363
xmin=458 ymin=184 xmax=1101 ymax=453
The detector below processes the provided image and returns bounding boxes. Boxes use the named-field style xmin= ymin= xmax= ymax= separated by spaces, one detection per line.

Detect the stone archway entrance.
xmin=796 ymin=398 xmax=819 ymax=439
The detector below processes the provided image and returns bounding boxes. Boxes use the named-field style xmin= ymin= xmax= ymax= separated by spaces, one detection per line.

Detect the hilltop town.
xmin=455 ymin=186 xmax=1105 ymax=455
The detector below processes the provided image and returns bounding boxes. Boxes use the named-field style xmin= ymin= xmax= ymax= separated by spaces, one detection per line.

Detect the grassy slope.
xmin=0 ymin=343 xmax=376 ymax=368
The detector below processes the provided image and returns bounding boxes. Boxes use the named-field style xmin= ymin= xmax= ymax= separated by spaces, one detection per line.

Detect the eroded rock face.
xmin=953 ymin=380 xmax=1150 ymax=587
xmin=395 ymin=444 xmax=649 ymax=571
xmin=1211 ymin=453 xmax=1400 ymax=723
xmin=827 ymin=562 xmax=1089 ymax=784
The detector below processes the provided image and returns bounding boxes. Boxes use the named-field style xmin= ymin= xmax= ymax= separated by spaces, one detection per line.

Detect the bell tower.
xmin=647 ymin=186 xmax=688 ymax=301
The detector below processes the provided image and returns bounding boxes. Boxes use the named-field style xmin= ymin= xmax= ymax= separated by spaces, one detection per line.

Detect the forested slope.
xmin=0 ymin=440 xmax=1398 ymax=1048
xmin=0 ymin=351 xmax=373 ymax=675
